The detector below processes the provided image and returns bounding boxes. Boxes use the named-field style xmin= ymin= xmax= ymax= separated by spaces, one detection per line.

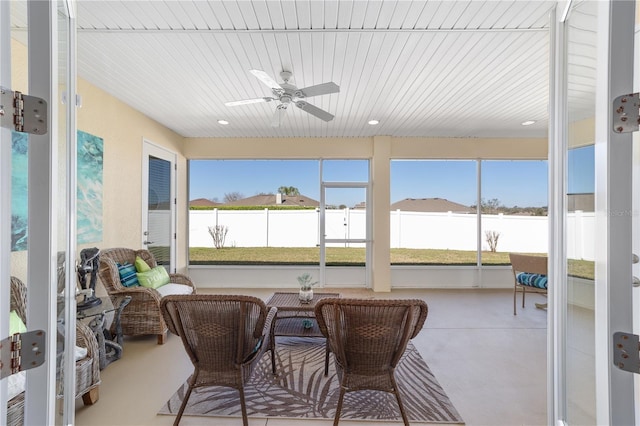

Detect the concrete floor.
xmin=74 ymin=288 xmax=551 ymax=426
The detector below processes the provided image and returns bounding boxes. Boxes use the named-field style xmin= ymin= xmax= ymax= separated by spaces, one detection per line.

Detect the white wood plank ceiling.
xmin=19 ymin=1 xmax=573 ymax=139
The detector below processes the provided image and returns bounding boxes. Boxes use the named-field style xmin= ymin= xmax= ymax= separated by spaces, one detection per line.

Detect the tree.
xmin=224 ymin=192 xmax=243 ymax=203
xmin=485 ymin=230 xmax=501 ymax=252
xmin=480 ymin=198 xmax=502 ymax=214
xmin=208 ymin=225 xmax=229 ymax=249
xmin=278 ymin=186 xmax=300 ymax=196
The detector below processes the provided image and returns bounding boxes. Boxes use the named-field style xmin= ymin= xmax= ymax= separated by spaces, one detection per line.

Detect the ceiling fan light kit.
xmin=225 ymin=69 xmax=340 ymax=128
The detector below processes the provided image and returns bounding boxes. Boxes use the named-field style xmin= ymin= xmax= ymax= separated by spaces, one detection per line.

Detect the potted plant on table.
xmin=297 ymin=273 xmax=318 ymax=304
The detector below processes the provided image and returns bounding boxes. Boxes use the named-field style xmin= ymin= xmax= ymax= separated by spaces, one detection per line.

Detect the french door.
xmin=142 ymin=141 xmax=176 ymax=272
xmin=552 ymin=1 xmax=638 ymax=424
xmin=0 ymin=1 xmax=76 ymax=425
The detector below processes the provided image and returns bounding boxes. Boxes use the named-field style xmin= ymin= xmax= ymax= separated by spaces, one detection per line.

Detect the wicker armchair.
xmin=98 ymin=248 xmax=196 ymax=344
xmin=7 ymin=276 xmax=101 ymax=426
xmin=315 ymin=298 xmax=428 ymax=426
xmin=509 ymin=253 xmax=548 ymax=315
xmin=160 ymin=295 xmax=276 ymax=426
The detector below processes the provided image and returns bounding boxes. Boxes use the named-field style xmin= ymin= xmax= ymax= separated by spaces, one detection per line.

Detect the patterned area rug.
xmin=159 ymin=337 xmax=464 ymax=423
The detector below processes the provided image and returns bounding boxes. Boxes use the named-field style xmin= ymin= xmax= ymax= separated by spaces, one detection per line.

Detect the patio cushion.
xmin=137 ymin=266 xmax=170 ymax=289
xmin=135 ymin=256 xmax=151 ymax=272
xmin=9 ymin=310 xmax=26 ymax=335
xmin=516 ymin=272 xmax=548 ymax=289
xmin=8 ymin=371 xmax=25 ymax=400
xmin=117 ymin=263 xmax=139 ymax=287
xmin=156 ymin=283 xmax=194 ymax=298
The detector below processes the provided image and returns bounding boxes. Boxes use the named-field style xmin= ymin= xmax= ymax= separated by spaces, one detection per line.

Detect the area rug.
xmin=159 ymin=337 xmax=464 ymax=423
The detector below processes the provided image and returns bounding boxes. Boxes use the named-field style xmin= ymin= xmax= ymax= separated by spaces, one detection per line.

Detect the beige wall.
xmin=569 ymin=117 xmax=595 ymax=148
xmin=9 ymin=39 xmax=190 ymax=278
xmin=184 ymin=135 xmax=548 ymax=160
xmin=76 ymin=78 xmax=188 ymax=272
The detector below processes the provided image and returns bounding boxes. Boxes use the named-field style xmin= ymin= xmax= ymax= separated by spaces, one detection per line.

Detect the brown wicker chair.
xmin=160 ymin=295 xmax=276 ymax=426
xmin=315 ymin=298 xmax=428 ymax=426
xmin=509 ymin=253 xmax=548 ymax=315
xmin=98 ymin=248 xmax=196 ymax=344
xmin=7 ymin=276 xmax=101 ymax=426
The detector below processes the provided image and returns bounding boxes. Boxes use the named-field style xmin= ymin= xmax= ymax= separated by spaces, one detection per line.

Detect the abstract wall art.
xmin=11 ymin=131 xmax=28 ymax=251
xmin=77 ymin=130 xmax=103 ymax=244
xmin=10 ymin=130 xmax=104 ymax=251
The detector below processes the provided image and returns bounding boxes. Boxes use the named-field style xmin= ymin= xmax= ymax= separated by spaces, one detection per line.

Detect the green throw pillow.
xmin=135 ymin=256 xmax=151 ymax=272
xmin=9 ymin=310 xmax=27 ymax=335
xmin=137 ymin=266 xmax=170 ymax=289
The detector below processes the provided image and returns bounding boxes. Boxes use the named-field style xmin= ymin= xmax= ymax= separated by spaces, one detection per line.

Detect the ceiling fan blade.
xmin=271 ymin=104 xmax=287 ymax=127
xmin=295 ymin=101 xmax=334 ymax=122
xmin=225 ymin=97 xmax=273 ymax=106
xmin=250 ymin=69 xmax=282 ymax=90
xmin=297 ymin=82 xmax=340 ymax=98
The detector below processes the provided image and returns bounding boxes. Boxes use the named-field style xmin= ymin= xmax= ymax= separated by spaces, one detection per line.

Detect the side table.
xmin=266 ymin=292 xmax=340 ymax=375
xmin=77 ymin=295 xmax=131 ymax=369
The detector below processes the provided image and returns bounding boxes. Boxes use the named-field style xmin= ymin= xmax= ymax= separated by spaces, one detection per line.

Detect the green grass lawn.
xmin=189 ymin=247 xmax=595 ymax=280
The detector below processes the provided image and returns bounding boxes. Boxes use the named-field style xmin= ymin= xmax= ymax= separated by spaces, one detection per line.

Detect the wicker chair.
xmin=7 ymin=276 xmax=101 ymax=426
xmin=315 ymin=298 xmax=428 ymax=426
xmin=160 ymin=295 xmax=276 ymax=426
xmin=509 ymin=253 xmax=548 ymax=315
xmin=98 ymin=248 xmax=196 ymax=344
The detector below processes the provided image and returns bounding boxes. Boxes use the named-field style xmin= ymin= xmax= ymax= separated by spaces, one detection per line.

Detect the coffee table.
xmin=266 ymin=291 xmax=340 ymax=375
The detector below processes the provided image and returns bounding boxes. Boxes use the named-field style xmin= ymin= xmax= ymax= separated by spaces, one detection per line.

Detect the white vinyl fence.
xmin=189 ymin=209 xmax=595 ymax=260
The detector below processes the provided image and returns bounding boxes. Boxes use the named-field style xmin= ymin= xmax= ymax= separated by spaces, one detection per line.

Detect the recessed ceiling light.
xmin=521 ymin=120 xmax=536 ymax=126
xmin=368 ymin=119 xmax=379 ymax=125
xmin=217 ymin=119 xmax=229 ymax=125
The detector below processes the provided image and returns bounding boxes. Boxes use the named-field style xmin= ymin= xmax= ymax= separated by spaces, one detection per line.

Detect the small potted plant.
xmin=297 ymin=272 xmax=318 ymax=304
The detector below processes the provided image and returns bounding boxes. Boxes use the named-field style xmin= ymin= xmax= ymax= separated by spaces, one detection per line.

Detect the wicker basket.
xmin=7 ymin=392 xmax=24 ymax=426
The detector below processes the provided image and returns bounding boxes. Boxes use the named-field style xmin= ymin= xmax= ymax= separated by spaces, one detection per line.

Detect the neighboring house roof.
xmin=189 ymin=198 xmax=220 ymax=207
xmin=226 ymin=193 xmax=320 ymax=207
xmin=390 ymin=198 xmax=474 ymax=213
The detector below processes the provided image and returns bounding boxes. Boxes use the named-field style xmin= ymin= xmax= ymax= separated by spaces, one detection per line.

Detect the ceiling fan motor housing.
xmin=274 ymin=82 xmax=300 ymax=101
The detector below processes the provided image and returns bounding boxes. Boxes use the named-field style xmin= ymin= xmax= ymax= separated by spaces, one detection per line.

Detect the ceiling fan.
xmin=225 ymin=69 xmax=340 ymax=127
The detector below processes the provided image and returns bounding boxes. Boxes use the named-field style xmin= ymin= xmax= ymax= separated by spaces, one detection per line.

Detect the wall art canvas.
xmin=11 ymin=130 xmax=104 ymax=250
xmin=11 ymin=131 xmax=28 ymax=251
xmin=77 ymin=130 xmax=103 ymax=244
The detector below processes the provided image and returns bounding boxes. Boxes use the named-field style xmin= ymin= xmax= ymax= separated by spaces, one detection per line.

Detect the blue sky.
xmin=568 ymin=145 xmax=595 ymax=194
xmin=190 ymin=152 xmax=593 ymax=208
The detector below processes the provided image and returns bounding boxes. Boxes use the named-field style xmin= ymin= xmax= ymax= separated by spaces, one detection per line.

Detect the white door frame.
xmin=0 ymin=0 xmax=12 ymax=419
xmin=141 ymin=140 xmax=177 ymax=272
xmin=551 ymin=1 xmax=637 ymax=424
xmin=319 ymin=182 xmax=371 ymax=287
xmin=593 ymin=1 xmax=636 ymax=424
xmin=0 ymin=1 xmax=69 ymax=424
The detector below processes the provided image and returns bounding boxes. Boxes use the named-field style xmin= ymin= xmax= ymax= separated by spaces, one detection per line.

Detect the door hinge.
xmin=0 ymin=87 xmax=48 ymax=135
xmin=613 ymin=332 xmax=640 ymax=374
xmin=0 ymin=330 xmax=46 ymax=379
xmin=613 ymin=92 xmax=640 ymax=134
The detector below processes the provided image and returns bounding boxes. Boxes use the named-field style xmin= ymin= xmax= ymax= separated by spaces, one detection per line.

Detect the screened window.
xmin=189 ymin=159 xmax=321 ymax=265
xmin=480 ymin=160 xmax=548 ymax=264
xmin=390 ymin=160 xmax=478 ymax=265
